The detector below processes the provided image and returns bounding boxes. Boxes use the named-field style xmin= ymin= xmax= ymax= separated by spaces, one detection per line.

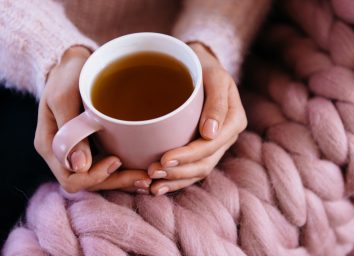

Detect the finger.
xmin=35 ymin=100 xmax=119 ymax=191
xmin=199 ymin=68 xmax=231 ymax=140
xmin=149 ymin=160 xmax=207 ymax=180
xmin=88 ymin=170 xmax=151 ymax=192
xmin=161 ymin=133 xmax=238 ymax=169
xmin=66 ymin=156 xmax=121 ymax=191
xmin=151 ymin=177 xmax=201 ymax=196
xmin=68 ymin=140 xmax=92 ymax=172
xmin=151 ymin=141 xmax=231 ymax=195
xmin=45 ymin=153 xmax=121 ymax=193
xmin=161 ymin=84 xmax=246 ymax=168
xmin=52 ymin=97 xmax=91 ymax=173
xmin=161 ymin=109 xmax=240 ymax=168
xmin=151 ymin=139 xmax=233 ymax=181
xmin=111 ymin=187 xmax=151 ymax=195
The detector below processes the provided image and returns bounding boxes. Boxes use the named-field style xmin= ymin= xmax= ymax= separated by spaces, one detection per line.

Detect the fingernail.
xmin=164 ymin=160 xmax=179 ymax=168
xmin=157 ymin=186 xmax=169 ymax=196
xmin=134 ymin=179 xmax=152 ymax=189
xmin=107 ymin=160 xmax=121 ymax=174
xmin=203 ymin=119 xmax=218 ymax=139
xmin=151 ymin=170 xmax=167 ymax=179
xmin=136 ymin=189 xmax=150 ymax=194
xmin=71 ymin=150 xmax=86 ymax=171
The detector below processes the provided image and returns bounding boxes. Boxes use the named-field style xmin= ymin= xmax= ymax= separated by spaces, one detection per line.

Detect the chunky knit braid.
xmin=233 ymin=0 xmax=354 ymax=254
xmin=3 ymin=0 xmax=354 ymax=255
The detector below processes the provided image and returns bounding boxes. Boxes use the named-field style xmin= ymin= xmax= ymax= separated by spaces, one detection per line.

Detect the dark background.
xmin=0 ymin=86 xmax=54 ymax=247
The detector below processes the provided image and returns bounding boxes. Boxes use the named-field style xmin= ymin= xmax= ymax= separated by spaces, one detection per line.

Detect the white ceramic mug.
xmin=52 ymin=33 xmax=203 ymax=169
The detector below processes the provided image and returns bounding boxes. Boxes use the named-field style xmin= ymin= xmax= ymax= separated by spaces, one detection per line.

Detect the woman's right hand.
xmin=34 ymin=46 xmax=151 ymax=194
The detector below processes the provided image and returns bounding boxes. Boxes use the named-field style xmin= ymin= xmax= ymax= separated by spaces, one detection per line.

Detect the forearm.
xmin=0 ymin=0 xmax=97 ymax=99
xmin=173 ymin=0 xmax=272 ymax=78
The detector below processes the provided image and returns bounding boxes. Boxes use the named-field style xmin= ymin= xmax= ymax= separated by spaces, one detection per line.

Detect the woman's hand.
xmin=34 ymin=46 xmax=151 ymax=194
xmin=148 ymin=42 xmax=247 ymax=196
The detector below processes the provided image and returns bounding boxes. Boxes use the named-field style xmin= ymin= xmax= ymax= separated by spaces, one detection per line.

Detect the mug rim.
xmin=79 ymin=32 xmax=203 ymax=126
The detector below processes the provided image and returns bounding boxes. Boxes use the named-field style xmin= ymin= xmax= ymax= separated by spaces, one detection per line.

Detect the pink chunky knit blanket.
xmin=3 ymin=0 xmax=354 ymax=255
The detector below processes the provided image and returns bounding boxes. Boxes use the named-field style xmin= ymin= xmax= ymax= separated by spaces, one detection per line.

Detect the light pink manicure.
xmin=134 ymin=179 xmax=152 ymax=188
xmin=157 ymin=186 xmax=169 ymax=196
xmin=70 ymin=150 xmax=86 ymax=171
xmin=151 ymin=170 xmax=167 ymax=179
xmin=164 ymin=160 xmax=179 ymax=168
xmin=107 ymin=160 xmax=121 ymax=174
xmin=203 ymin=119 xmax=219 ymax=139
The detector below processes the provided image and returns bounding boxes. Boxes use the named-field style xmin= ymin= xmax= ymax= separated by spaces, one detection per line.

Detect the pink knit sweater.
xmin=0 ymin=0 xmax=270 ymax=98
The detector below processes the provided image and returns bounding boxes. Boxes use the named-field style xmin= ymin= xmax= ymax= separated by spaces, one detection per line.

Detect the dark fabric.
xmin=0 ymin=87 xmax=54 ymax=247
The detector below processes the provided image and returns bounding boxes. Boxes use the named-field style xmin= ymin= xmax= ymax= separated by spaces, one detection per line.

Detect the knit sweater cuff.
xmin=0 ymin=0 xmax=98 ymax=99
xmin=33 ymin=28 xmax=98 ymax=98
xmin=173 ymin=14 xmax=242 ymax=79
xmin=31 ymin=31 xmax=97 ymax=98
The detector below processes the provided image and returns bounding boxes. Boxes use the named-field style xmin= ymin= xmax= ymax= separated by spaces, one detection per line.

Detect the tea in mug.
xmin=91 ymin=52 xmax=194 ymax=121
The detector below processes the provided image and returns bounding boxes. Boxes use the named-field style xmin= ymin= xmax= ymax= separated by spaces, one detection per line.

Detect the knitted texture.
xmin=0 ymin=0 xmax=267 ymax=99
xmin=3 ymin=0 xmax=354 ymax=255
xmin=173 ymin=0 xmax=271 ymax=78
xmin=0 ymin=0 xmax=98 ymax=98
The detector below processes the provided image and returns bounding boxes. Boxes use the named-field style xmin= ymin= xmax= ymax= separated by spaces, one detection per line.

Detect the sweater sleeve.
xmin=0 ymin=0 xmax=98 ymax=98
xmin=173 ymin=0 xmax=272 ymax=78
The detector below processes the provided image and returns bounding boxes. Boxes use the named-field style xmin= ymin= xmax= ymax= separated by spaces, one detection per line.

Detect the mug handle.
xmin=52 ymin=110 xmax=102 ymax=170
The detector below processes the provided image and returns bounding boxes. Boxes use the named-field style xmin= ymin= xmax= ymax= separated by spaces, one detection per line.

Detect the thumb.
xmin=47 ymin=52 xmax=91 ymax=172
xmin=199 ymin=68 xmax=230 ymax=140
xmin=51 ymin=91 xmax=92 ymax=173
xmin=68 ymin=140 xmax=92 ymax=173
xmin=52 ymin=95 xmax=92 ymax=173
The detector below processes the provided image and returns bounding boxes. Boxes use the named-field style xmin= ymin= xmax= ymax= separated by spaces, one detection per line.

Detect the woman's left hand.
xmin=148 ymin=42 xmax=247 ymax=196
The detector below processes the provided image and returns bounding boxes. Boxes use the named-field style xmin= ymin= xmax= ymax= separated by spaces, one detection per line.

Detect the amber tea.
xmin=91 ymin=52 xmax=194 ymax=121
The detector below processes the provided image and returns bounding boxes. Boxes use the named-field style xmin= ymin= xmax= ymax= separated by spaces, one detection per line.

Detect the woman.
xmin=0 ymin=0 xmax=269 ymax=194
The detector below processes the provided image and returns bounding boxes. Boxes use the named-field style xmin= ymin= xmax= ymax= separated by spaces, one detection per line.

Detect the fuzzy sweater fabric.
xmin=0 ymin=0 xmax=270 ymax=98
xmin=3 ymin=0 xmax=354 ymax=255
